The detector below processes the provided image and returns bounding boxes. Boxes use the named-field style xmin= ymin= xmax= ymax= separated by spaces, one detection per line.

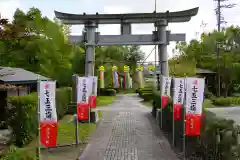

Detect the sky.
xmin=1 ymin=0 xmax=240 ymax=62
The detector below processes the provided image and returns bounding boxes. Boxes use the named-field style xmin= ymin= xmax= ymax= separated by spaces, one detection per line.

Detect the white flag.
xmin=173 ymin=78 xmax=185 ymax=105
xmin=88 ymin=76 xmax=98 ymax=96
xmin=160 ymin=76 xmax=172 ymax=97
xmin=185 ymin=78 xmax=205 ymax=115
xmin=77 ymin=76 xmax=89 ymax=104
xmin=39 ymin=81 xmax=57 ymax=122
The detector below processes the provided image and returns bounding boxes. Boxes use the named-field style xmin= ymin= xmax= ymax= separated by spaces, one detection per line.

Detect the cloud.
xmin=1 ymin=0 xmax=239 ymax=61
xmin=0 ymin=0 xmax=22 ymax=20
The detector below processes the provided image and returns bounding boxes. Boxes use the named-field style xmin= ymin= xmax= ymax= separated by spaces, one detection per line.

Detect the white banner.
xmin=160 ymin=76 xmax=172 ymax=96
xmin=173 ymin=78 xmax=185 ymax=104
xmin=185 ymin=78 xmax=205 ymax=115
xmin=77 ymin=76 xmax=89 ymax=104
xmin=88 ymin=76 xmax=98 ymax=96
xmin=39 ymin=81 xmax=57 ymax=122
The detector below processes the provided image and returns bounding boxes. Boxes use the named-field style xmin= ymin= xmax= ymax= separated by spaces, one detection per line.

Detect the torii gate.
xmin=54 ymin=8 xmax=198 ymax=77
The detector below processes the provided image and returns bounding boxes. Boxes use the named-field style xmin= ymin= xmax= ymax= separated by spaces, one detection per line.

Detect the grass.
xmin=20 ymin=114 xmax=97 ymax=159
xmin=203 ymin=99 xmax=217 ymax=108
xmin=96 ymin=96 xmax=116 ymax=106
xmin=97 ymin=110 xmax=103 ymax=118
xmin=56 ymin=115 xmax=96 ymax=144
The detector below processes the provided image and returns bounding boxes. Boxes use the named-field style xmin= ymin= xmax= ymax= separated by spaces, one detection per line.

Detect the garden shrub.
xmin=212 ymin=97 xmax=240 ymax=106
xmin=7 ymin=87 xmax=72 ymax=147
xmin=115 ymin=88 xmax=136 ymax=94
xmin=141 ymin=93 xmax=153 ymax=101
xmin=98 ymin=88 xmax=116 ymax=96
xmin=138 ymin=88 xmax=153 ymax=98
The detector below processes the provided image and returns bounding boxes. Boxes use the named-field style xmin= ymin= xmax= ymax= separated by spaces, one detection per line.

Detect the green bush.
xmin=138 ymin=88 xmax=153 ymax=98
xmin=141 ymin=93 xmax=153 ymax=101
xmin=7 ymin=87 xmax=72 ymax=147
xmin=98 ymin=88 xmax=116 ymax=96
xmin=212 ymin=97 xmax=240 ymax=106
xmin=116 ymin=88 xmax=136 ymax=94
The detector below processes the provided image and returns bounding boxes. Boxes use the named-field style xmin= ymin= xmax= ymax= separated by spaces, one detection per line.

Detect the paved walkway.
xmin=79 ymin=94 xmax=179 ymax=160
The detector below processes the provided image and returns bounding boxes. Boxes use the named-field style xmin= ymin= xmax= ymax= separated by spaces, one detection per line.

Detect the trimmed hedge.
xmin=212 ymin=97 xmax=240 ymax=106
xmin=7 ymin=87 xmax=72 ymax=147
xmin=137 ymin=88 xmax=153 ymax=100
xmin=151 ymin=91 xmax=240 ymax=159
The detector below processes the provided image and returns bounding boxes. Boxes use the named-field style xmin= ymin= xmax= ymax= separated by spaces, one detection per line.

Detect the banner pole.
xmin=172 ymin=85 xmax=175 ymax=147
xmin=183 ymin=77 xmax=186 ymax=160
xmin=37 ymin=76 xmax=41 ymax=160
xmin=160 ymin=75 xmax=163 ymax=129
xmin=75 ymin=75 xmax=79 ymax=145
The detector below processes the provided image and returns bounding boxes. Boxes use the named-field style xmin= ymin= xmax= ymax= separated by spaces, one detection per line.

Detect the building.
xmin=0 ymin=67 xmax=50 ymax=129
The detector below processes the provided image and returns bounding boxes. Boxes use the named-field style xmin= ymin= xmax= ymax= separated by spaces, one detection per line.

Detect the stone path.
xmin=78 ymin=94 xmax=179 ymax=160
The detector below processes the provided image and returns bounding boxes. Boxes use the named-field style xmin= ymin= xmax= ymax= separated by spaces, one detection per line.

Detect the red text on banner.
xmin=173 ymin=104 xmax=182 ymax=120
xmin=77 ymin=103 xmax=89 ymax=120
xmin=161 ymin=95 xmax=169 ymax=109
xmin=40 ymin=122 xmax=58 ymax=147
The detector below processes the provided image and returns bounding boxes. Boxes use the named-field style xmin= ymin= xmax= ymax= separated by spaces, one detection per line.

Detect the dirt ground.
xmin=40 ymin=143 xmax=86 ymax=160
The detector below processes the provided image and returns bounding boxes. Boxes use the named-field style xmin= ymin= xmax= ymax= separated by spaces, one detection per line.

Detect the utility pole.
xmin=214 ymin=0 xmax=235 ymax=97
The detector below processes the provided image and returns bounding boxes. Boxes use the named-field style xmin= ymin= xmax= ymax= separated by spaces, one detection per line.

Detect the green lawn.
xmin=22 ymin=114 xmax=97 ymax=158
xmin=57 ymin=115 xmax=96 ymax=144
xmin=203 ymin=99 xmax=216 ymax=108
xmin=96 ymin=96 xmax=116 ymax=106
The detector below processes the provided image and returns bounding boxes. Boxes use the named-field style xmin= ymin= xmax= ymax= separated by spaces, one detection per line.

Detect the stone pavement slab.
xmin=78 ymin=94 xmax=179 ymax=160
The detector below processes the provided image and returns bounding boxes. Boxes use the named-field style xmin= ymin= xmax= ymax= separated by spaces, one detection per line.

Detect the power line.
xmin=214 ymin=0 xmax=236 ymax=97
xmin=140 ymin=47 xmax=156 ymax=65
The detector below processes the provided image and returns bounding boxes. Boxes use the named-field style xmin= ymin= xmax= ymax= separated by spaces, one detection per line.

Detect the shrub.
xmin=141 ymin=93 xmax=153 ymax=101
xmin=212 ymin=97 xmax=240 ymax=106
xmin=138 ymin=88 xmax=153 ymax=98
xmin=98 ymin=88 xmax=116 ymax=96
xmin=7 ymin=87 xmax=72 ymax=147
xmin=116 ymin=88 xmax=136 ymax=94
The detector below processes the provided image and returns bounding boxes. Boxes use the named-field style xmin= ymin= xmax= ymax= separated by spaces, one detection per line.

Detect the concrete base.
xmin=156 ymin=109 xmax=161 ymax=126
xmin=90 ymin=109 xmax=100 ymax=123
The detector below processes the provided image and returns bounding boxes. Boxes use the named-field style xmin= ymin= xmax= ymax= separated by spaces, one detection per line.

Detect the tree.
xmin=0 ymin=7 xmax=145 ymax=88
xmin=173 ymin=26 xmax=240 ymax=96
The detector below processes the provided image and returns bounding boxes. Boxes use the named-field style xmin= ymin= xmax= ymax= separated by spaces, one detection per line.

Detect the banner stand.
xmin=160 ymin=76 xmax=163 ymax=129
xmin=172 ymin=103 xmax=175 ymax=147
xmin=182 ymin=78 xmax=187 ymax=160
xmin=75 ymin=76 xmax=79 ymax=146
xmin=36 ymin=76 xmax=41 ymax=160
xmin=172 ymin=82 xmax=174 ymax=147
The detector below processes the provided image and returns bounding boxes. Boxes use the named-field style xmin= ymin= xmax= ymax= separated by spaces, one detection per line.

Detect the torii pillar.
xmin=84 ymin=22 xmax=97 ymax=76
xmin=156 ymin=19 xmax=168 ymax=76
